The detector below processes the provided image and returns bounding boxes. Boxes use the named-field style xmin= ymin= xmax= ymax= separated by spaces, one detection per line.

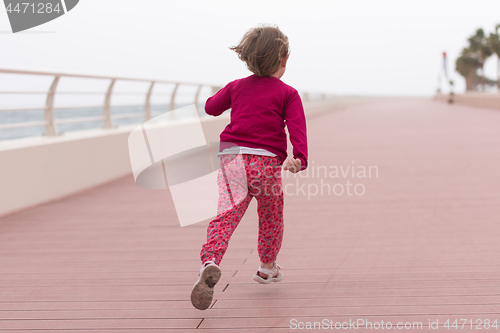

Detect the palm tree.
xmin=456 ymin=47 xmax=481 ymax=91
xmin=467 ymin=28 xmax=493 ymax=90
xmin=487 ymin=24 xmax=500 ymax=92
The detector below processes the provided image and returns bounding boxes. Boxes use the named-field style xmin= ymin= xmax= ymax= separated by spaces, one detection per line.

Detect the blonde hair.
xmin=230 ymin=25 xmax=289 ymax=77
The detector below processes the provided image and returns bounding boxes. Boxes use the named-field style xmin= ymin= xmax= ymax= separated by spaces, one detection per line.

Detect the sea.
xmin=0 ymin=103 xmax=209 ymax=141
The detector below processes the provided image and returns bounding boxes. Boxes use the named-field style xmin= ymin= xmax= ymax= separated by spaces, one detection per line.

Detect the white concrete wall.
xmin=0 ymin=101 xmax=335 ymax=217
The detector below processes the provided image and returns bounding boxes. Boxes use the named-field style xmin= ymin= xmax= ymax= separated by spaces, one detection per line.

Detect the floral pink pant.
xmin=200 ymin=154 xmax=284 ymax=265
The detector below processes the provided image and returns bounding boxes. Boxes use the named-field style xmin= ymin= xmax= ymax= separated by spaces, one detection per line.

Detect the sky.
xmin=1 ymin=0 xmax=500 ymax=97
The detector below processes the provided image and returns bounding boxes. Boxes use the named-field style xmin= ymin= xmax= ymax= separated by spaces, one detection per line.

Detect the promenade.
xmin=0 ymin=98 xmax=499 ymax=332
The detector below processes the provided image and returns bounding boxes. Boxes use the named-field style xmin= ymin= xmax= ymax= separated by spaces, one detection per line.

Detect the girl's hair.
xmin=230 ymin=25 xmax=289 ymax=77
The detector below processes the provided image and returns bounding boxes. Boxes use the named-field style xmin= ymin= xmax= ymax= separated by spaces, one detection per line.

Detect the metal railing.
xmin=0 ymin=68 xmax=331 ymax=139
xmin=0 ymin=68 xmax=221 ymax=136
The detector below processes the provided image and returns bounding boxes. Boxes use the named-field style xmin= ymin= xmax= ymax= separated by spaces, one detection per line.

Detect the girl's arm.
xmin=205 ymin=81 xmax=234 ymax=116
xmin=285 ymin=90 xmax=308 ymax=171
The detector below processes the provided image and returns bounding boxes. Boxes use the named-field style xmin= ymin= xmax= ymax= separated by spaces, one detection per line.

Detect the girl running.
xmin=191 ymin=24 xmax=308 ymax=310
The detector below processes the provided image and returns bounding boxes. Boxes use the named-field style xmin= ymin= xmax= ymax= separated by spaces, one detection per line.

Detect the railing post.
xmin=169 ymin=83 xmax=179 ymax=119
xmin=103 ymin=79 xmax=115 ymax=128
xmin=144 ymin=81 xmax=155 ymax=121
xmin=44 ymin=75 xmax=60 ymax=136
xmin=194 ymin=84 xmax=202 ymax=116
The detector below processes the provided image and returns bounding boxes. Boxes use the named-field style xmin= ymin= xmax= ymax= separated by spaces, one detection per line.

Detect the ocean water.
xmin=0 ymin=103 xmax=209 ymax=141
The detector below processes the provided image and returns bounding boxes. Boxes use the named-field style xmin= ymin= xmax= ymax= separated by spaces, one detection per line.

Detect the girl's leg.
xmin=250 ymin=156 xmax=284 ymax=264
xmin=200 ymin=155 xmax=252 ymax=265
xmin=256 ymin=186 xmax=284 ymax=264
xmin=200 ymin=195 xmax=252 ymax=265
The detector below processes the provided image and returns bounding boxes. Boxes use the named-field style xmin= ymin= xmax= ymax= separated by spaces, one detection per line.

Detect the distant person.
xmin=190 ymin=25 xmax=309 ymax=310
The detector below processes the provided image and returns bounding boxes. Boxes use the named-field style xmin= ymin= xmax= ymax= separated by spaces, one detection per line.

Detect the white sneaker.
xmin=190 ymin=261 xmax=221 ymax=310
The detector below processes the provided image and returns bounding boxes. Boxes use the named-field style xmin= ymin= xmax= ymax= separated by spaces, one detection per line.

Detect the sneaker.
xmin=190 ymin=261 xmax=221 ymax=310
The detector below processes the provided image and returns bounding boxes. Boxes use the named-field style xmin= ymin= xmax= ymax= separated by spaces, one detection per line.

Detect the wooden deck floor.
xmin=1 ymin=98 xmax=499 ymax=332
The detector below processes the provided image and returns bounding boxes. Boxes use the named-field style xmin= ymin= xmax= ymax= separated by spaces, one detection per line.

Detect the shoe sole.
xmin=190 ymin=265 xmax=221 ymax=310
xmin=253 ymin=275 xmax=283 ymax=284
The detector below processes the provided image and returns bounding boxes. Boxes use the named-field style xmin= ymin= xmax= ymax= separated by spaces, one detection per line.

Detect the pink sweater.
xmin=205 ymin=74 xmax=308 ymax=170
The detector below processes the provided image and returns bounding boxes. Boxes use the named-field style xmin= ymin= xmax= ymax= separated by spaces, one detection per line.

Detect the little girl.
xmin=190 ymin=25 xmax=308 ymax=310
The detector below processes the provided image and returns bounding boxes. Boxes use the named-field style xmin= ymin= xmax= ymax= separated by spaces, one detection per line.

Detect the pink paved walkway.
xmin=0 ymin=98 xmax=499 ymax=332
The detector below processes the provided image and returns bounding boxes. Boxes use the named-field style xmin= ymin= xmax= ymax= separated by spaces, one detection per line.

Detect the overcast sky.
xmin=1 ymin=0 xmax=500 ymax=96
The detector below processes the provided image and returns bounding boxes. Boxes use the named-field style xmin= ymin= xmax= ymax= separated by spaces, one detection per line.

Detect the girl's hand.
xmin=283 ymin=158 xmax=302 ymax=173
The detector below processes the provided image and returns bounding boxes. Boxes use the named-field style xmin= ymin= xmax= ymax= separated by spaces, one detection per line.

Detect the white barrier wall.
xmin=0 ymin=101 xmax=336 ymax=217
